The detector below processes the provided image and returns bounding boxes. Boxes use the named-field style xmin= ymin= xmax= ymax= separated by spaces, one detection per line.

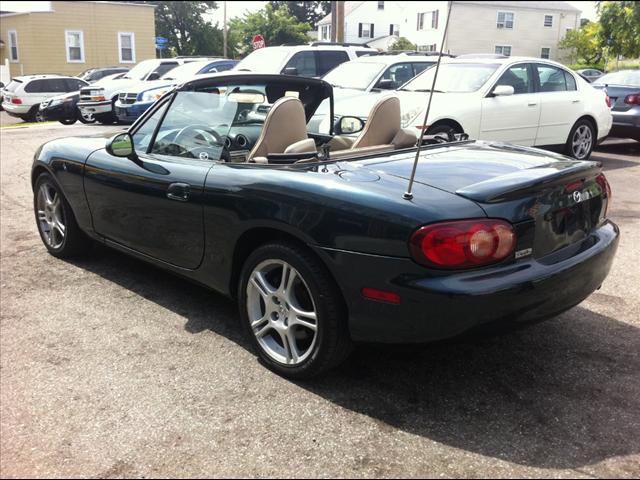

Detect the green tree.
xmin=130 ymin=1 xmax=221 ymax=56
xmin=229 ymin=4 xmax=311 ymax=57
xmin=598 ymin=1 xmax=640 ymax=58
xmin=268 ymin=1 xmax=331 ymax=25
xmin=559 ymin=20 xmax=603 ymax=64
xmin=391 ymin=37 xmax=417 ymax=51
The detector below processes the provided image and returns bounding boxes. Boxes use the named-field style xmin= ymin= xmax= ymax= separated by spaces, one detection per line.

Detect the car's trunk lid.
xmin=359 ymin=141 xmax=608 ymax=258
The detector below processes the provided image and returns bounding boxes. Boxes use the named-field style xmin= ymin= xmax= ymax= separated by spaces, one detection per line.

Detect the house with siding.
xmin=316 ymin=1 xmax=408 ymax=46
xmin=0 ymin=1 xmax=156 ymax=78
xmin=403 ymin=1 xmax=581 ymax=60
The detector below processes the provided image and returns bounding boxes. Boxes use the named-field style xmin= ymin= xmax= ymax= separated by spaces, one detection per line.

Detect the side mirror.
xmin=147 ymin=72 xmax=161 ymax=81
xmin=106 ymin=132 xmax=136 ymax=158
xmin=283 ymin=67 xmax=299 ymax=76
xmin=491 ymin=85 xmax=515 ymax=97
xmin=336 ymin=116 xmax=365 ymax=135
xmin=375 ymin=79 xmax=395 ymax=90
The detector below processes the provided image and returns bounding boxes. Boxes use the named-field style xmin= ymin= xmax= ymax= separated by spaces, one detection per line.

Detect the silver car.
xmin=592 ymin=70 xmax=640 ymax=141
xmin=576 ymin=68 xmax=604 ymax=83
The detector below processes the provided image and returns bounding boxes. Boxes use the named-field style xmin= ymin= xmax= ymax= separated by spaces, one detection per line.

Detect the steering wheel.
xmin=173 ymin=124 xmax=223 ymax=148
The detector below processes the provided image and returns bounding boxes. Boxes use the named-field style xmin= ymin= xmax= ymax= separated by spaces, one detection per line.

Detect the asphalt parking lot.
xmin=1 ymin=112 xmax=639 ymax=478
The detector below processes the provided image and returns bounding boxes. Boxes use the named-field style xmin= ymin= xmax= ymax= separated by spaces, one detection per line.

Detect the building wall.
xmin=403 ymin=2 xmax=580 ymax=61
xmin=0 ymin=1 xmax=156 ymax=77
xmin=318 ymin=1 xmax=407 ymax=45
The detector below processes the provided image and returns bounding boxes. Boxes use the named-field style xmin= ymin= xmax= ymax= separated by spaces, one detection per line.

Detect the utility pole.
xmin=336 ymin=1 xmax=345 ymax=43
xmin=330 ymin=1 xmax=337 ymax=42
xmin=223 ymin=0 xmax=228 ymax=57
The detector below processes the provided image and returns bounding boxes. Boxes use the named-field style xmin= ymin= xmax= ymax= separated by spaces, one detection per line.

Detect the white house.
xmin=403 ymin=1 xmax=581 ymax=60
xmin=316 ymin=1 xmax=408 ymax=46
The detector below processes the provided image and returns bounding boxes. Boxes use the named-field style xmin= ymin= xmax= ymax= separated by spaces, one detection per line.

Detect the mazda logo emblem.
xmin=573 ymin=191 xmax=582 ymax=203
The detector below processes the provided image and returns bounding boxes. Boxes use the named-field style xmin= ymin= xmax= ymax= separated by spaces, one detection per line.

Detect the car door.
xmin=480 ymin=63 xmax=540 ymax=145
xmin=534 ymin=63 xmax=582 ymax=146
xmin=83 ymin=92 xmax=222 ymax=269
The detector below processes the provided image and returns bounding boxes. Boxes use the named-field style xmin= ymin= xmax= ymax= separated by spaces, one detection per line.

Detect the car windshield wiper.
xmin=399 ymin=88 xmax=446 ymax=93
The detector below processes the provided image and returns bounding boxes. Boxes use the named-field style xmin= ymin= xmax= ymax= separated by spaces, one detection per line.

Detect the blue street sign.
xmin=156 ymin=36 xmax=168 ymax=45
xmin=156 ymin=44 xmax=167 ymax=50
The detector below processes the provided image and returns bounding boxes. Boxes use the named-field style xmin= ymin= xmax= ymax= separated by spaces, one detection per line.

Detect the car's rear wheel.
xmin=238 ymin=242 xmax=352 ymax=378
xmin=565 ymin=119 xmax=595 ymax=160
xmin=34 ymin=173 xmax=91 ymax=258
xmin=24 ymin=106 xmax=39 ymax=123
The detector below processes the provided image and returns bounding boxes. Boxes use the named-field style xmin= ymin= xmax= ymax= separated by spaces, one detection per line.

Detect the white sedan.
xmin=321 ymin=57 xmax=613 ymax=160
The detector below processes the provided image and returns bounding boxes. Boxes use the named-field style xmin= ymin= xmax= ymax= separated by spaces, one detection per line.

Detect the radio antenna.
xmin=403 ymin=1 xmax=454 ymax=200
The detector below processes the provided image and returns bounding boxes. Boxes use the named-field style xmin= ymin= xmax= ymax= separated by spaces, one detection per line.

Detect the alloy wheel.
xmin=246 ymin=260 xmax=318 ymax=366
xmin=80 ymin=111 xmax=95 ymax=123
xmin=572 ymin=125 xmax=593 ymax=159
xmin=36 ymin=183 xmax=66 ymax=249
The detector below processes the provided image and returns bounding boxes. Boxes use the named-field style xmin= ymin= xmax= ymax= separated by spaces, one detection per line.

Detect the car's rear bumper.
xmin=2 ymin=101 xmax=32 ymax=116
xmin=315 ymin=221 xmax=619 ymax=343
xmin=610 ymin=110 xmax=640 ymax=140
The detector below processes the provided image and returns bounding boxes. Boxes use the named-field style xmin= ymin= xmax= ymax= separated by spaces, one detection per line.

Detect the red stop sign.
xmin=252 ymin=34 xmax=266 ymax=50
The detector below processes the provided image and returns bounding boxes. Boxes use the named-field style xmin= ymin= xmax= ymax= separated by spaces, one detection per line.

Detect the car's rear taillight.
xmin=596 ymin=173 xmax=612 ymax=217
xmin=409 ymin=219 xmax=516 ymax=269
xmin=605 ymin=94 xmax=612 ymax=108
xmin=11 ymin=98 xmax=22 ymax=104
xmin=624 ymin=93 xmax=640 ymax=105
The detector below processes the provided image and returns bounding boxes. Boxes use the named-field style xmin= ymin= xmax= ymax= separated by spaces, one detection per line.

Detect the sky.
xmin=1 ymin=1 xmax=600 ymax=22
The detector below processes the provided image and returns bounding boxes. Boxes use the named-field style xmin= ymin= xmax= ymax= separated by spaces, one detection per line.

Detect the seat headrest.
xmin=351 ymin=96 xmax=401 ymax=149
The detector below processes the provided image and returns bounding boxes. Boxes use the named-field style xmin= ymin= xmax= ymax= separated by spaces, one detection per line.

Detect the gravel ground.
xmin=1 ymin=116 xmax=639 ymax=478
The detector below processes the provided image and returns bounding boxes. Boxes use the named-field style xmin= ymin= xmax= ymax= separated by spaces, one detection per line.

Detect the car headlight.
xmin=90 ymin=88 xmax=105 ymax=102
xmin=140 ymin=87 xmax=171 ymax=103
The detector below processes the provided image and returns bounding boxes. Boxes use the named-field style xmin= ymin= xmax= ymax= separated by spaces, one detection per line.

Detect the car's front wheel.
xmin=565 ymin=119 xmax=595 ymax=160
xmin=59 ymin=117 xmax=77 ymax=125
xmin=34 ymin=173 xmax=91 ymax=258
xmin=238 ymin=242 xmax=352 ymax=378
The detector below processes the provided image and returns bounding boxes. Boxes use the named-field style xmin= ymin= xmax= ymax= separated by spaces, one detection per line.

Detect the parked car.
xmin=38 ymin=73 xmax=127 ymax=125
xmin=576 ymin=68 xmax=604 ymax=83
xmin=114 ymin=59 xmax=238 ymax=123
xmin=77 ymin=67 xmax=129 ymax=84
xmin=31 ymin=72 xmax=618 ymax=378
xmin=77 ymin=58 xmax=214 ymax=124
xmin=315 ymin=57 xmax=612 ymax=160
xmin=1 ymin=75 xmax=89 ymax=122
xmin=235 ymin=42 xmax=376 ymax=78
xmin=591 ymin=70 xmax=640 ymax=141
xmin=322 ymin=53 xmax=448 ymax=95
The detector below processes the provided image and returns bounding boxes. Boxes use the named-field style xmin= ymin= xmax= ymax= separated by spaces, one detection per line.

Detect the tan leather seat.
xmin=248 ymin=97 xmax=316 ymax=162
xmin=351 ymin=96 xmax=401 ymax=149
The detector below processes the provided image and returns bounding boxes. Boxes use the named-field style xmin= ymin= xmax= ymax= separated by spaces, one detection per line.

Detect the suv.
xmin=235 ymin=42 xmax=376 ymax=78
xmin=78 ymin=58 xmax=213 ymax=124
xmin=115 ymin=59 xmax=238 ymax=123
xmin=1 ymin=75 xmax=88 ymax=122
xmin=77 ymin=67 xmax=129 ymax=84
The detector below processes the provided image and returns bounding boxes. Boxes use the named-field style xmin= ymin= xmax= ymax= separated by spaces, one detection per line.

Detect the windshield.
xmin=323 ymin=62 xmax=385 ymax=90
xmin=161 ymin=62 xmax=210 ymax=81
xmin=124 ymin=60 xmax=158 ymax=80
xmin=401 ymin=63 xmax=500 ymax=93
xmin=236 ymin=48 xmax=290 ymax=73
xmin=4 ymin=80 xmax=23 ymax=92
xmin=593 ymin=70 xmax=640 ymax=87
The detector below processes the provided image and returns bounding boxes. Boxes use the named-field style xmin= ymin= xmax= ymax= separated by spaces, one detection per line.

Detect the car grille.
xmin=118 ymin=92 xmax=137 ymax=104
xmin=80 ymin=87 xmax=95 ymax=102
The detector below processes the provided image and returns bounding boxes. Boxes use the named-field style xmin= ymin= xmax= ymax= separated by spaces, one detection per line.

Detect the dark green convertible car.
xmin=31 ymin=73 xmax=619 ymax=378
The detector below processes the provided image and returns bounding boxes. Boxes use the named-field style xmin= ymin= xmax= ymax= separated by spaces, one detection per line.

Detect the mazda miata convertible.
xmin=32 ymin=73 xmax=619 ymax=378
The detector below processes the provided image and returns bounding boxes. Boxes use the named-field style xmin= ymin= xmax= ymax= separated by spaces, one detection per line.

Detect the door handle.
xmin=528 ymin=102 xmax=537 ymax=106
xmin=167 ymin=183 xmax=190 ymax=202
xmin=572 ymin=99 xmax=581 ymax=103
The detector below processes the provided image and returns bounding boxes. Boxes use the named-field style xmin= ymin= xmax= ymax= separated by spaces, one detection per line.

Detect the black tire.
xmin=564 ymin=118 xmax=595 ymax=160
xmin=33 ymin=173 xmax=91 ymax=258
xmin=238 ymin=242 xmax=352 ymax=379
xmin=35 ymin=110 xmax=46 ymax=123
xmin=96 ymin=113 xmax=116 ymax=125
xmin=426 ymin=123 xmax=461 ymax=142
xmin=77 ymin=110 xmax=95 ymax=124
xmin=59 ymin=117 xmax=77 ymax=125
xmin=24 ymin=106 xmax=39 ymax=123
